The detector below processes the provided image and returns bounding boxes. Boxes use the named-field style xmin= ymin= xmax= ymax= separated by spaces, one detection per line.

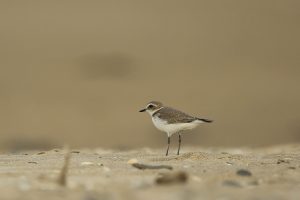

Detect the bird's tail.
xmin=197 ymin=118 xmax=213 ymax=123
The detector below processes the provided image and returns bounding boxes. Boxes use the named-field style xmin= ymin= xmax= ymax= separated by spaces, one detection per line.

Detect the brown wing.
xmin=153 ymin=107 xmax=197 ymax=124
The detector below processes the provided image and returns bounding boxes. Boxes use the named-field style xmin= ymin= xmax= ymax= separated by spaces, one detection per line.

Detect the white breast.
xmin=151 ymin=116 xmax=200 ymax=136
xmin=152 ymin=116 xmax=168 ymax=132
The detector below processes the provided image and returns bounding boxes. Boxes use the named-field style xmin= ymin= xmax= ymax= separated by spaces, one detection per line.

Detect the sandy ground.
xmin=0 ymin=144 xmax=300 ymax=200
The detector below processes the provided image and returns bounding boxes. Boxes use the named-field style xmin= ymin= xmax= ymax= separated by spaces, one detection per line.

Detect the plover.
xmin=139 ymin=101 xmax=212 ymax=156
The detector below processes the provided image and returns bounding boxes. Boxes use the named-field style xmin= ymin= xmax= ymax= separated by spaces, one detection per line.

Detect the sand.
xmin=0 ymin=144 xmax=300 ymax=200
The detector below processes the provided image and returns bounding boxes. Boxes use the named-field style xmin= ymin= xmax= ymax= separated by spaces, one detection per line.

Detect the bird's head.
xmin=139 ymin=101 xmax=163 ymax=115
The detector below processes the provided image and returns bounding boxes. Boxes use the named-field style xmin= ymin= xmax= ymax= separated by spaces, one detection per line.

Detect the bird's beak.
xmin=139 ymin=108 xmax=146 ymax=112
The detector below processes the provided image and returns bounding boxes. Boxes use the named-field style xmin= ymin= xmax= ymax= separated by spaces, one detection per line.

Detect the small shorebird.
xmin=139 ymin=101 xmax=212 ymax=156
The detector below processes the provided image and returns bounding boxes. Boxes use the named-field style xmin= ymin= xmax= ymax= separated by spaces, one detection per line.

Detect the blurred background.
xmin=0 ymin=0 xmax=299 ymax=150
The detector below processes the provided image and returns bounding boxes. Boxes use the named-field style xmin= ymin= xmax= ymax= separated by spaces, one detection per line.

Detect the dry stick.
xmin=132 ymin=163 xmax=173 ymax=170
xmin=57 ymin=147 xmax=71 ymax=186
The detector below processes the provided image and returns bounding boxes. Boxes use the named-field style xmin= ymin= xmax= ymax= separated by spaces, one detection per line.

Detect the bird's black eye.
xmin=148 ymin=104 xmax=154 ymax=109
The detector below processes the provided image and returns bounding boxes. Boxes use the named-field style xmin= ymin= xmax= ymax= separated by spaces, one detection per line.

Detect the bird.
xmin=139 ymin=101 xmax=212 ymax=156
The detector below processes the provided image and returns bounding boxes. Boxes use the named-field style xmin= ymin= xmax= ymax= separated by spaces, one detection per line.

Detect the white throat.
xmin=146 ymin=107 xmax=163 ymax=116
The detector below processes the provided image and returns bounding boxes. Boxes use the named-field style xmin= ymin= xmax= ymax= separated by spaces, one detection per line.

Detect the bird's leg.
xmin=177 ymin=133 xmax=182 ymax=155
xmin=166 ymin=136 xmax=170 ymax=156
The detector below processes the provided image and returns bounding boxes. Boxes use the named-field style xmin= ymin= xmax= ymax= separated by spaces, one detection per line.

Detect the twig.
xmin=132 ymin=163 xmax=173 ymax=170
xmin=57 ymin=146 xmax=71 ymax=186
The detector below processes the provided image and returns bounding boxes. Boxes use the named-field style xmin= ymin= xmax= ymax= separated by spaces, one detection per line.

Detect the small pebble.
xmin=191 ymin=175 xmax=202 ymax=182
xmin=236 ymin=169 xmax=252 ymax=176
xmin=28 ymin=161 xmax=38 ymax=164
xmin=71 ymin=151 xmax=80 ymax=154
xmin=37 ymin=152 xmax=45 ymax=155
xmin=277 ymin=159 xmax=290 ymax=164
xmin=102 ymin=167 xmax=111 ymax=173
xmin=130 ymin=180 xmax=151 ymax=189
xmin=81 ymin=161 xmax=94 ymax=166
xmin=156 ymin=171 xmax=188 ymax=184
xmin=127 ymin=158 xmax=139 ymax=164
xmin=183 ymin=165 xmax=190 ymax=169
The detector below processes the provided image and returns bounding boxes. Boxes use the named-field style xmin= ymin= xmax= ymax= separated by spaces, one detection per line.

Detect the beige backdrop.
xmin=0 ymin=0 xmax=299 ymax=150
